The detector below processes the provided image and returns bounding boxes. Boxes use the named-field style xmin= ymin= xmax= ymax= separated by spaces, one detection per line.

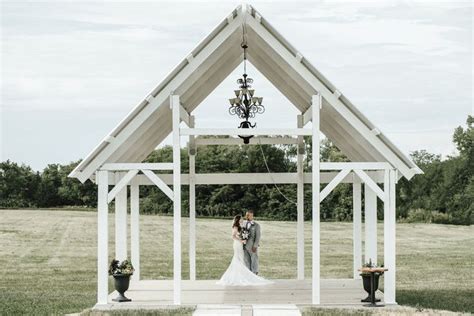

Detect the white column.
xmin=297 ymin=114 xmax=305 ymax=280
xmin=97 ymin=170 xmax=109 ymax=305
xmin=130 ymin=178 xmax=140 ymax=281
xmin=384 ymin=169 xmax=397 ymax=304
xmin=364 ymin=184 xmax=378 ymax=265
xmin=189 ymin=115 xmax=196 ymax=281
xmin=115 ymin=172 xmax=128 ymax=261
xmin=311 ymin=94 xmax=321 ymax=304
xmin=171 ymin=94 xmax=182 ymax=305
xmin=352 ymin=177 xmax=362 ymax=279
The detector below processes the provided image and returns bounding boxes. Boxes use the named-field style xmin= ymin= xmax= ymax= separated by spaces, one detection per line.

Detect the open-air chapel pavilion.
xmin=69 ymin=5 xmax=421 ymax=308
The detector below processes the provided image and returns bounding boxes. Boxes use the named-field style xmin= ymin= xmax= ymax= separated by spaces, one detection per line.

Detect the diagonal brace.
xmin=353 ymin=169 xmax=385 ymax=200
xmin=107 ymin=169 xmax=139 ymax=203
xmin=142 ymin=169 xmax=174 ymax=200
xmin=319 ymin=168 xmax=351 ymax=202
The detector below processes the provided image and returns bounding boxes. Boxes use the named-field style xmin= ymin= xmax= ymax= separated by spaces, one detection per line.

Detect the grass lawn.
xmin=0 ymin=209 xmax=473 ymax=315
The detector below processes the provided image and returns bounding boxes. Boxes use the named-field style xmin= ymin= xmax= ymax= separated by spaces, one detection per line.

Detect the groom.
xmin=243 ymin=210 xmax=260 ymax=275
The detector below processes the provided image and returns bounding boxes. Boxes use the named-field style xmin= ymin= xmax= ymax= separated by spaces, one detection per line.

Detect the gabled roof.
xmin=69 ymin=5 xmax=421 ymax=183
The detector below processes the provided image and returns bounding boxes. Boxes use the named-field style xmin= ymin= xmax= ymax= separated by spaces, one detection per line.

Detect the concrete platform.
xmin=96 ymin=279 xmax=384 ymax=310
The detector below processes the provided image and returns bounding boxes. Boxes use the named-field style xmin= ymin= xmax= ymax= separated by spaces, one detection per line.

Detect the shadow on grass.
xmin=397 ymin=289 xmax=474 ymax=314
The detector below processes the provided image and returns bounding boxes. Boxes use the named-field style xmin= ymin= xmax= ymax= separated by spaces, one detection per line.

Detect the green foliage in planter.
xmin=108 ymin=259 xmax=134 ymax=276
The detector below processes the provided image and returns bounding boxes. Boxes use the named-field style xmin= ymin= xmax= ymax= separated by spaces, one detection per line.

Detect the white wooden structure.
xmin=69 ymin=5 xmax=421 ymax=308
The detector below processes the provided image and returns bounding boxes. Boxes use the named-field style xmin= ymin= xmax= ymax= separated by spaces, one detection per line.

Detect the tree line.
xmin=1 ymin=116 xmax=472 ymax=225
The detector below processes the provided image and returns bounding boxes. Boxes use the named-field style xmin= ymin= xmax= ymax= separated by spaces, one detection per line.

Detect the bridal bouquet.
xmin=240 ymin=228 xmax=250 ymax=241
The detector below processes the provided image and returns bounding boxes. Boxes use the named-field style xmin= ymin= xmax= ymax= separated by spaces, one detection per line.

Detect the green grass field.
xmin=0 ymin=209 xmax=473 ymax=315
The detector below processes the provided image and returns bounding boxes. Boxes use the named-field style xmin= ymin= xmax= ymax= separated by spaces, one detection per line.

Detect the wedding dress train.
xmin=216 ymin=228 xmax=272 ymax=286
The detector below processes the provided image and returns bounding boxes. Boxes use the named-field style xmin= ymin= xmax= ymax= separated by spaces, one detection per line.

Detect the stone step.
xmin=192 ymin=304 xmax=302 ymax=316
xmin=252 ymin=304 xmax=301 ymax=316
xmin=193 ymin=304 xmax=241 ymax=316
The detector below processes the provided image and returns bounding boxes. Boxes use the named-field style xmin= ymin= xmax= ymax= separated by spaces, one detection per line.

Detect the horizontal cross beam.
xmin=103 ymin=171 xmax=385 ymax=185
xmin=100 ymin=163 xmax=174 ymax=171
xmin=180 ymin=128 xmax=312 ymax=136
xmin=194 ymin=136 xmax=299 ymax=146
xmin=320 ymin=162 xmax=391 ymax=170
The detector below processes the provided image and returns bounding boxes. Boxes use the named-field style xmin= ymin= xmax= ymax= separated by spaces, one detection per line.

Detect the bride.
xmin=217 ymin=215 xmax=272 ymax=286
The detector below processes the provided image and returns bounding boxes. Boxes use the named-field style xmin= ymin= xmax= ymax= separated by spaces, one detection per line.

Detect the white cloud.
xmin=1 ymin=0 xmax=472 ymax=170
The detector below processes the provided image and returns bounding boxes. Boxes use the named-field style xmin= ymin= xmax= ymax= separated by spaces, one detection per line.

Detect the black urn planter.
xmin=360 ymin=273 xmax=381 ymax=302
xmin=112 ymin=274 xmax=132 ymax=302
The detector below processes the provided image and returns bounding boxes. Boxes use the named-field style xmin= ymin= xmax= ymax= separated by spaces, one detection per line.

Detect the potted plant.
xmin=108 ymin=259 xmax=134 ymax=302
xmin=360 ymin=259 xmax=384 ymax=302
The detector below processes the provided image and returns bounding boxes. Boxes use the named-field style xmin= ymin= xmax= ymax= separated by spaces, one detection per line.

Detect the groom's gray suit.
xmin=243 ymin=220 xmax=260 ymax=274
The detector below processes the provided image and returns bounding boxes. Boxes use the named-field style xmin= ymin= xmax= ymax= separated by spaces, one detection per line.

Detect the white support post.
xmin=189 ymin=115 xmax=196 ymax=281
xmin=115 ymin=172 xmax=128 ymax=261
xmin=364 ymin=184 xmax=378 ymax=265
xmin=311 ymin=94 xmax=321 ymax=304
xmin=297 ymin=114 xmax=304 ymax=280
xmin=130 ymin=178 xmax=140 ymax=282
xmin=352 ymin=177 xmax=362 ymax=279
xmin=97 ymin=170 xmax=109 ymax=305
xmin=171 ymin=94 xmax=182 ymax=305
xmin=384 ymin=169 xmax=397 ymax=304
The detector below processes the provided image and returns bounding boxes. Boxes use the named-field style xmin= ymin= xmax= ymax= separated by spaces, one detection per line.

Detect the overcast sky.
xmin=1 ymin=1 xmax=472 ymax=171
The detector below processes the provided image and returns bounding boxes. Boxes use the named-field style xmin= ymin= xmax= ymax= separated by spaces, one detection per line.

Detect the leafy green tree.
xmin=0 ymin=160 xmax=40 ymax=207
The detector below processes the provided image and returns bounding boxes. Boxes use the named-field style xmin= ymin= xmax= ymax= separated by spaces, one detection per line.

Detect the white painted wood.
xmin=142 ymin=170 xmax=174 ymax=200
xmin=319 ymin=169 xmax=351 ymax=202
xmin=189 ymin=116 xmax=196 ymax=281
xmin=72 ymin=12 xmax=244 ymax=183
xmin=247 ymin=43 xmax=310 ymax=109
xmin=364 ymin=184 xmax=378 ymax=265
xmin=384 ymin=169 xmax=397 ymax=304
xmin=145 ymin=94 xmax=155 ymax=103
xmin=172 ymin=94 xmax=182 ymax=305
xmin=302 ymin=106 xmax=312 ymax=126
xmin=352 ymin=178 xmax=362 ymax=279
xmin=96 ymin=170 xmax=109 ymax=305
xmin=71 ymin=6 xmax=421 ymax=184
xmin=113 ymin=41 xmax=243 ymax=164
xmin=371 ymin=128 xmax=381 ymax=136
xmin=311 ymin=94 xmax=321 ymax=304
xmin=195 ymin=136 xmax=298 ymax=146
xmin=105 ymin=171 xmax=386 ymax=186
xmin=296 ymin=114 xmax=304 ymax=280
xmin=101 ymin=163 xmax=174 ymax=171
xmin=186 ymin=53 xmax=194 ymax=63
xmin=115 ymin=172 xmax=128 ymax=261
xmin=180 ymin=104 xmax=190 ymax=126
xmin=353 ymin=169 xmax=385 ymax=200
xmin=130 ymin=179 xmax=140 ymax=281
xmin=104 ymin=135 xmax=115 ymax=143
xmin=107 ymin=170 xmax=139 ymax=203
xmin=320 ymin=162 xmax=390 ymax=170
xmin=180 ymin=128 xmax=312 ymax=136
xmin=245 ymin=15 xmax=417 ymax=179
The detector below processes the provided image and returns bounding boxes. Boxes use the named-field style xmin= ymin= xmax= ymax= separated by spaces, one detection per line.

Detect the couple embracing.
xmin=217 ymin=210 xmax=272 ymax=286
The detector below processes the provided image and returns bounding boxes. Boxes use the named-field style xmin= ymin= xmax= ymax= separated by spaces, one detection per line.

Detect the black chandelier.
xmin=228 ymin=42 xmax=265 ymax=144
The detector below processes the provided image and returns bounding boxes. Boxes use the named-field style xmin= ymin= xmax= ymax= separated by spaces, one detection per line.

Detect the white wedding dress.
xmin=216 ymin=227 xmax=273 ymax=286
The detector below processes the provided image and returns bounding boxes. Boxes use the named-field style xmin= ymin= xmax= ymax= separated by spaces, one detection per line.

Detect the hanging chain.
xmin=257 ymin=138 xmax=297 ymax=206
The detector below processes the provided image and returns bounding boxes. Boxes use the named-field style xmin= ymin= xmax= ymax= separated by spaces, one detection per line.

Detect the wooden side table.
xmin=358 ymin=267 xmax=388 ymax=307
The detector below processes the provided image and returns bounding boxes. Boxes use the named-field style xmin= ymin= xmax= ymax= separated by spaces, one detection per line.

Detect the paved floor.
xmin=97 ymin=279 xmax=383 ymax=310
